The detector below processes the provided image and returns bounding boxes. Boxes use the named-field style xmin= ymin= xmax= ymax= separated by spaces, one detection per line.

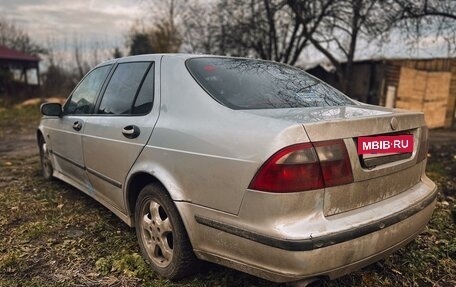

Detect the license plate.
xmin=357 ymin=135 xmax=413 ymax=155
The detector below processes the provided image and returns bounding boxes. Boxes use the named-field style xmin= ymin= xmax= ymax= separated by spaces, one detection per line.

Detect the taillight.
xmin=417 ymin=126 xmax=429 ymax=162
xmin=314 ymin=140 xmax=354 ymax=187
xmin=248 ymin=140 xmax=353 ymax=193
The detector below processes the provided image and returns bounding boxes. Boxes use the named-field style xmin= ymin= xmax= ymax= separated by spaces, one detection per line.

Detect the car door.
xmin=82 ymin=60 xmax=159 ymax=213
xmin=47 ymin=64 xmax=112 ymax=190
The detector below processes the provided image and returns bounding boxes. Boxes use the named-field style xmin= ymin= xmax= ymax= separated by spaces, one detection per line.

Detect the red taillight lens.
xmin=248 ymin=143 xmax=324 ymax=193
xmin=248 ymin=140 xmax=353 ymax=193
xmin=314 ymin=140 xmax=353 ymax=187
xmin=417 ymin=126 xmax=429 ymax=162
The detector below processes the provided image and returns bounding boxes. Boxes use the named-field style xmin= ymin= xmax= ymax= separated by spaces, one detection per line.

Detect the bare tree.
xmin=72 ymin=36 xmax=90 ymax=79
xmin=136 ymin=0 xmax=455 ymax=96
xmin=288 ymin=0 xmax=456 ymax=94
xmin=181 ymin=0 xmax=226 ymax=54
xmin=237 ymin=0 xmax=311 ymax=63
xmin=0 ymin=17 xmax=45 ymax=55
xmin=387 ymin=0 xmax=456 ymax=53
xmin=128 ymin=24 xmax=154 ymax=55
xmin=42 ymin=43 xmax=78 ymax=98
xmin=149 ymin=20 xmax=182 ymax=53
xmin=288 ymin=0 xmax=395 ymax=94
xmin=113 ymin=47 xmax=123 ymax=58
xmin=127 ymin=21 xmax=181 ymax=55
xmin=182 ymin=0 xmax=257 ymax=56
xmin=141 ymin=0 xmax=185 ymax=53
xmin=183 ymin=0 xmax=328 ymax=65
xmin=393 ymin=0 xmax=456 ymax=20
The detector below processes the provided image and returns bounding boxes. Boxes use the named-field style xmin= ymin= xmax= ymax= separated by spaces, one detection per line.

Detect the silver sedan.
xmin=38 ymin=54 xmax=437 ymax=285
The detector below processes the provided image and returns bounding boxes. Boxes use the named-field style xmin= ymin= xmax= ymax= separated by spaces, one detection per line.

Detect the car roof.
xmin=93 ymin=53 xmax=269 ymax=69
xmin=94 ymin=53 xmax=219 ymax=69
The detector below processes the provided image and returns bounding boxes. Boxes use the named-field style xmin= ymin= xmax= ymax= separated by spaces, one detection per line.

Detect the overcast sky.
xmin=1 ymin=0 xmax=451 ymax=65
xmin=1 ymin=0 xmax=141 ymax=48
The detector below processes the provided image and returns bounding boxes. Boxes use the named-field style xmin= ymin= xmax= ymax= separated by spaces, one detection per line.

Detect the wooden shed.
xmin=307 ymin=58 xmax=456 ymax=129
xmin=0 ymin=45 xmax=40 ymax=99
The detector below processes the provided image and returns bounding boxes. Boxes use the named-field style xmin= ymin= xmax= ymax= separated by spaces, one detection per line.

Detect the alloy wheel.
xmin=140 ymin=199 xmax=174 ymax=267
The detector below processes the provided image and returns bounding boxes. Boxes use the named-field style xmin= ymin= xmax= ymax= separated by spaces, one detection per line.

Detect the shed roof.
xmin=0 ymin=45 xmax=40 ymax=62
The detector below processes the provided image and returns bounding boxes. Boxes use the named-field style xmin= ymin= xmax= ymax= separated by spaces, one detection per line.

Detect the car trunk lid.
xmin=301 ymin=106 xmax=426 ymax=216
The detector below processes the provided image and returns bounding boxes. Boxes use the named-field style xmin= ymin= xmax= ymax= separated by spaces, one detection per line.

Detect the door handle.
xmin=122 ymin=125 xmax=140 ymax=139
xmin=73 ymin=121 xmax=82 ymax=131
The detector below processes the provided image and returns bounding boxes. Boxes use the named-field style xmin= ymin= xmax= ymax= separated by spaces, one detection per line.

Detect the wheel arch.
xmin=36 ymin=129 xmax=44 ymax=144
xmin=126 ymin=172 xmax=162 ymax=219
xmin=126 ymin=171 xmax=186 ymax=227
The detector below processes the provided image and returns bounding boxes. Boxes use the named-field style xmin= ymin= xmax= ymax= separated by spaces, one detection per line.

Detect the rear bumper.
xmin=195 ymin=188 xmax=436 ymax=252
xmin=179 ymin=176 xmax=437 ymax=283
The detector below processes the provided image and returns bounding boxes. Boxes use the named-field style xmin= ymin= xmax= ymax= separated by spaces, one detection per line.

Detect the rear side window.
xmin=186 ymin=58 xmax=354 ymax=109
xmin=132 ymin=65 xmax=154 ymax=115
xmin=97 ymin=62 xmax=153 ymax=115
xmin=65 ymin=65 xmax=111 ymax=115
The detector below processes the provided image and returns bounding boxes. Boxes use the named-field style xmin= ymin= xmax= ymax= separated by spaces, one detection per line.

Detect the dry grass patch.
xmin=0 ymin=106 xmax=454 ymax=287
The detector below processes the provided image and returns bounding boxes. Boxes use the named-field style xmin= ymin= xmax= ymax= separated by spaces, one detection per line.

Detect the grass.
xmin=0 ymin=105 xmax=41 ymax=139
xmin=0 ymin=105 xmax=455 ymax=286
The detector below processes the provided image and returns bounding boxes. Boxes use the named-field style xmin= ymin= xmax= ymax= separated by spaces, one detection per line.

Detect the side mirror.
xmin=40 ymin=103 xmax=62 ymax=117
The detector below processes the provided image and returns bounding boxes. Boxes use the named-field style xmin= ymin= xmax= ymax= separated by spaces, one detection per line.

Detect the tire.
xmin=38 ymin=136 xmax=53 ymax=180
xmin=135 ymin=183 xmax=199 ymax=279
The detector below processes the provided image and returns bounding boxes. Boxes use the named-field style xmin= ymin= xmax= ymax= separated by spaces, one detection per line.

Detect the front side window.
xmin=186 ymin=58 xmax=355 ymax=110
xmin=65 ymin=65 xmax=111 ymax=115
xmin=97 ymin=62 xmax=151 ymax=115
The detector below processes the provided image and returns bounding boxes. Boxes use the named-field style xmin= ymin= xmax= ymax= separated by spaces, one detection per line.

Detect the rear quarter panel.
xmin=129 ymin=55 xmax=310 ymax=214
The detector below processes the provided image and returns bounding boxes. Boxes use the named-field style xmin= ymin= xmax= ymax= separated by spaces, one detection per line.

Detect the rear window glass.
xmin=186 ymin=57 xmax=354 ymax=109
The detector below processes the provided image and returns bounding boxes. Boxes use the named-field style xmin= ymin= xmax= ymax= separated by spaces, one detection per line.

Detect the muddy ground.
xmin=0 ymin=106 xmax=455 ymax=287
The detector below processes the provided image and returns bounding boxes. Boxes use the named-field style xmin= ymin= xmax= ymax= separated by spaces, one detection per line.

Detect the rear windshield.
xmin=186 ymin=57 xmax=354 ymax=110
